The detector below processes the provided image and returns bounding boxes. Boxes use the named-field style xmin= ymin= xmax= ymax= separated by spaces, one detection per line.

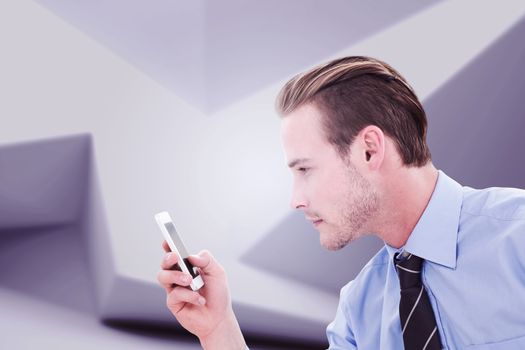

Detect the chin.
xmin=320 ymin=229 xmax=358 ymax=251
xmin=320 ymin=235 xmax=349 ymax=251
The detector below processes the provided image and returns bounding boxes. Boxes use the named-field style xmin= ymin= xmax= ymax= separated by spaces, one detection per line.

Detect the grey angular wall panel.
xmin=0 ymin=134 xmax=90 ymax=228
xmin=0 ymin=135 xmax=95 ymax=313
xmin=34 ymin=0 xmax=440 ymax=113
xmin=425 ymin=17 xmax=525 ymax=189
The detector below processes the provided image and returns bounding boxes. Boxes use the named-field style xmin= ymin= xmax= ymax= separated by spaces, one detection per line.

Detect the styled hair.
xmin=276 ymin=56 xmax=431 ymax=167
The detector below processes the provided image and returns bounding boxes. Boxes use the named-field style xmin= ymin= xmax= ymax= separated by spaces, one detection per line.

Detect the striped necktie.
xmin=394 ymin=252 xmax=442 ymax=350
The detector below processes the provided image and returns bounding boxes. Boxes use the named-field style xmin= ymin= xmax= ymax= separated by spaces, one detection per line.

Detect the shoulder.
xmin=458 ymin=185 xmax=525 ymax=259
xmin=461 ymin=185 xmax=525 ymax=220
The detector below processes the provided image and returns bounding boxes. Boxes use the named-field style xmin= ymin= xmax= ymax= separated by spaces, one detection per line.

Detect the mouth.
xmin=305 ymin=215 xmax=323 ymax=227
xmin=311 ymin=219 xmax=323 ymax=227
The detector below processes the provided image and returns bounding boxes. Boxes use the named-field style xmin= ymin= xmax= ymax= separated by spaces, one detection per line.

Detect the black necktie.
xmin=394 ymin=252 xmax=442 ymax=350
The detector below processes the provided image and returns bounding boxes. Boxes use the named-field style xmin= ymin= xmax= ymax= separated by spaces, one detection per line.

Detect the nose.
xmin=290 ymin=183 xmax=307 ymax=210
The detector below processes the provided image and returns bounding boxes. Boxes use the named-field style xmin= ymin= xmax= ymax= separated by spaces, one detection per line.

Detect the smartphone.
xmin=155 ymin=211 xmax=204 ymax=291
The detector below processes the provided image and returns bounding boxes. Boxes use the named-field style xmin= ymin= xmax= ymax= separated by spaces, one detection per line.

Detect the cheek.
xmin=310 ymin=172 xmax=345 ymax=210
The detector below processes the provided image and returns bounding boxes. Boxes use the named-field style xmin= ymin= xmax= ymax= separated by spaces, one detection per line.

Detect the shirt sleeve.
xmin=326 ymin=281 xmax=357 ymax=350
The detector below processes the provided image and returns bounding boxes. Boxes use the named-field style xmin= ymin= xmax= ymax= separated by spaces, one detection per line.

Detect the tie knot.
xmin=394 ymin=253 xmax=423 ymax=289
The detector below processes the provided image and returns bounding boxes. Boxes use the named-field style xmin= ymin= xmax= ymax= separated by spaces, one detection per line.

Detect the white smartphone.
xmin=155 ymin=211 xmax=204 ymax=291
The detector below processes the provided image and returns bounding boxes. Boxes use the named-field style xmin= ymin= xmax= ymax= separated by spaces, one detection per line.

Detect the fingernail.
xmin=165 ymin=253 xmax=171 ymax=261
xmin=198 ymin=296 xmax=206 ymax=305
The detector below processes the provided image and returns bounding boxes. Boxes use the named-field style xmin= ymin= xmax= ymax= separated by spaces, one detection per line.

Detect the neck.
xmin=375 ymin=163 xmax=438 ymax=248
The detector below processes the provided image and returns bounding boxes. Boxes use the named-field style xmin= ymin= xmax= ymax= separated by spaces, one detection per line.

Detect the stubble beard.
xmin=321 ymin=163 xmax=379 ymax=251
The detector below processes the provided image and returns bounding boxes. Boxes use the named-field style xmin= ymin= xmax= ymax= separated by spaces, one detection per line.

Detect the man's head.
xmin=277 ymin=56 xmax=431 ymax=250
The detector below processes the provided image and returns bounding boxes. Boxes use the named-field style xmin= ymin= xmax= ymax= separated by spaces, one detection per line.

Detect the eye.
xmin=297 ymin=167 xmax=308 ymax=173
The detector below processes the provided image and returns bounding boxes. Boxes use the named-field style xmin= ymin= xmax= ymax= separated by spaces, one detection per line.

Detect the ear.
xmin=359 ymin=125 xmax=385 ymax=171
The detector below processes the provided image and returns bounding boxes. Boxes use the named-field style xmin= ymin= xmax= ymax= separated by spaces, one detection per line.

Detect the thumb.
xmin=188 ymin=250 xmax=225 ymax=276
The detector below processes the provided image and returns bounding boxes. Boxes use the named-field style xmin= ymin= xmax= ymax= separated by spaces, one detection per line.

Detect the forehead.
xmin=280 ymin=103 xmax=331 ymax=158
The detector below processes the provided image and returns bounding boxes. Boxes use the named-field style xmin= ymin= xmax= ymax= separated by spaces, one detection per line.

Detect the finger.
xmin=167 ymin=286 xmax=206 ymax=310
xmin=162 ymin=240 xmax=171 ymax=253
xmin=161 ymin=252 xmax=181 ymax=270
xmin=187 ymin=250 xmax=224 ymax=275
xmin=157 ymin=270 xmax=193 ymax=290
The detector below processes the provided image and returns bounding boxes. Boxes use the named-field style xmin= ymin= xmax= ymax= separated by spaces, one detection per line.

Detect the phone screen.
xmin=156 ymin=212 xmax=202 ymax=281
xmin=163 ymin=221 xmax=200 ymax=278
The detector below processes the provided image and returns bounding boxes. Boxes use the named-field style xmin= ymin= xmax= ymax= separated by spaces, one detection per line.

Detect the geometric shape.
xmin=34 ymin=0 xmax=440 ymax=113
xmin=0 ymin=224 xmax=95 ymax=314
xmin=0 ymin=134 xmax=90 ymax=228
xmin=424 ymin=16 xmax=525 ymax=189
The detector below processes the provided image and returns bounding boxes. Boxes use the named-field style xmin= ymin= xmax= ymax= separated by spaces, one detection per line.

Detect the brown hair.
xmin=276 ymin=56 xmax=431 ymax=167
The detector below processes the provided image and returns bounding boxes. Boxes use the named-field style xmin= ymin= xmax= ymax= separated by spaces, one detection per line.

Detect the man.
xmin=157 ymin=56 xmax=525 ymax=349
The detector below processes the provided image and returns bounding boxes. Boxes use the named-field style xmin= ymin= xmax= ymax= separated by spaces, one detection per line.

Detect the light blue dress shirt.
xmin=326 ymin=171 xmax=525 ymax=349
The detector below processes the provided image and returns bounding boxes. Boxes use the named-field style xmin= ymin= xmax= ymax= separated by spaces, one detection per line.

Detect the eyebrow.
xmin=288 ymin=158 xmax=311 ymax=168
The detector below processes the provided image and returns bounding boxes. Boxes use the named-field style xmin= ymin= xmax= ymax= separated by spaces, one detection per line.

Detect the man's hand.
xmin=157 ymin=241 xmax=247 ymax=349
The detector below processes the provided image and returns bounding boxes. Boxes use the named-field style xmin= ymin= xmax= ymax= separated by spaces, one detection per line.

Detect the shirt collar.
xmin=385 ymin=170 xmax=463 ymax=269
